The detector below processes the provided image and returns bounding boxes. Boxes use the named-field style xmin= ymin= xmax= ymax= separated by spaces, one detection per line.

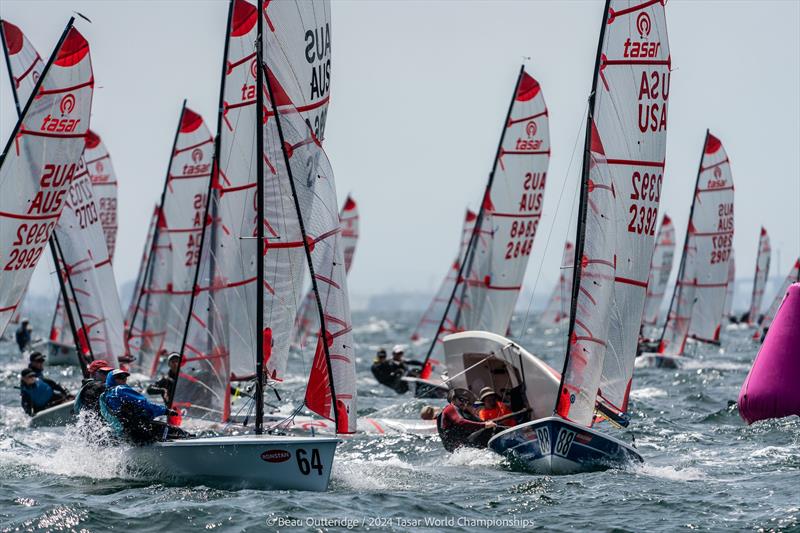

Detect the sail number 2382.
xmin=296 ymin=448 xmax=324 ymax=475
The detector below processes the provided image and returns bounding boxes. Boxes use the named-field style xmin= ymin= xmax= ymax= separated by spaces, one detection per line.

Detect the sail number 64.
xmin=296 ymin=448 xmax=323 ymax=475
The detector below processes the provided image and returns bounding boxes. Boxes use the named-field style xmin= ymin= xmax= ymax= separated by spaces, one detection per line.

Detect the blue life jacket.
xmin=102 ymin=373 xmax=167 ymax=420
xmin=21 ymin=379 xmax=53 ymax=408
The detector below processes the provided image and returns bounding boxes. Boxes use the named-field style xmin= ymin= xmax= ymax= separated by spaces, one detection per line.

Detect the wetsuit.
xmin=20 ymin=377 xmax=69 ymax=416
xmin=100 ymin=374 xmax=190 ymax=445
xmin=15 ymin=325 xmax=32 ymax=352
xmin=146 ymin=368 xmax=178 ymax=404
xmin=437 ymin=403 xmax=495 ymax=452
xmin=75 ymin=378 xmax=106 ymax=414
xmin=371 ymin=360 xmax=396 ymax=387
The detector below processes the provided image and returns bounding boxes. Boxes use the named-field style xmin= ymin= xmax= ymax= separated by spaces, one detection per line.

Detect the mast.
xmin=51 ymin=238 xmax=93 ymax=376
xmin=254 ymin=0 xmax=266 ymax=434
xmin=657 ymin=129 xmax=709 ymax=348
xmin=171 ymin=1 xmax=233 ymax=412
xmin=555 ymin=0 xmax=610 ymax=413
xmin=1 ymin=18 xmax=87 ymax=370
xmin=126 ymin=102 xmax=187 ymax=353
xmin=422 ymin=64 xmax=526 ymax=367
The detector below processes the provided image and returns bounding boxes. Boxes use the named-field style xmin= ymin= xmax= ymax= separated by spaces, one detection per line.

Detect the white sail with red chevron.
xmin=85 ymin=130 xmax=119 ymax=258
xmin=556 ymin=0 xmax=670 ymax=426
xmin=0 ymin=21 xmax=94 ymax=337
xmin=641 ymin=214 xmax=674 ymax=330
xmin=539 ymin=241 xmax=575 ymax=328
xmin=723 ymin=251 xmax=736 ymax=318
xmin=125 ymin=206 xmax=158 ymax=330
xmin=747 ymin=227 xmax=770 ymax=324
xmin=754 ymin=258 xmax=800 ymax=341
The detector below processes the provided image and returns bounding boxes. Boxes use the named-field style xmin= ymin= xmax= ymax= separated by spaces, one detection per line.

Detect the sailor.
xmin=437 ymin=388 xmax=497 ymax=452
xmin=477 ymin=387 xmax=516 ymax=427
xmin=146 ymin=352 xmax=180 ymax=404
xmin=19 ymin=368 xmax=72 ymax=416
xmin=15 ymin=318 xmax=33 ymax=353
xmin=100 ymin=369 xmax=189 ymax=444
xmin=74 ymin=359 xmax=113 ymax=414
xmin=370 ymin=348 xmax=395 ymax=386
xmin=387 ymin=344 xmax=425 ymax=394
xmin=27 ymin=351 xmax=49 ymax=377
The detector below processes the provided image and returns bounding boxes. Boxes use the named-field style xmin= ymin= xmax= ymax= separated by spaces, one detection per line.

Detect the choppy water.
xmin=1 ymin=311 xmax=798 ymax=532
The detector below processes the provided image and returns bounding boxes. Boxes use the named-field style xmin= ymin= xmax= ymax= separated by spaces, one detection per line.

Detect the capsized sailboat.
xmin=484 ymin=0 xmax=671 ymax=474
xmin=639 ymin=131 xmax=734 ymax=368
xmin=745 ymin=227 xmax=770 ymax=325
xmin=538 ymin=241 xmax=575 ymax=329
xmin=410 ymin=65 xmax=551 ymax=396
xmin=739 ymin=283 xmax=800 ymax=424
xmin=125 ymin=103 xmax=214 ymax=378
xmin=0 ymin=19 xmax=94 ymax=338
xmin=753 ymin=258 xmax=800 ymax=342
xmin=128 ymin=0 xmax=351 ymax=491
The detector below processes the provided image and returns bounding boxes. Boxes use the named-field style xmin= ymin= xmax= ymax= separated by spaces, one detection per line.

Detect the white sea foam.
xmin=444 ymin=447 xmax=502 ymax=467
xmin=630 ymin=387 xmax=668 ymax=400
xmin=633 ymin=463 xmax=707 ymax=481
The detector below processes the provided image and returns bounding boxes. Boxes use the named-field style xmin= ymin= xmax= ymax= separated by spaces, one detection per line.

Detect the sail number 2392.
xmin=628 ymin=171 xmax=662 ymax=236
xmin=296 ymin=448 xmax=324 ymax=475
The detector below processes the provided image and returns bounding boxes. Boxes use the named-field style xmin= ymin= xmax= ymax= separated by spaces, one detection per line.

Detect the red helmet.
xmin=87 ymin=360 xmax=112 ymax=373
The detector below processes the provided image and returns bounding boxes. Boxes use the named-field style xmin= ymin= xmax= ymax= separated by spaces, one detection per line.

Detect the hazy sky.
xmin=1 ymin=1 xmax=798 ymax=311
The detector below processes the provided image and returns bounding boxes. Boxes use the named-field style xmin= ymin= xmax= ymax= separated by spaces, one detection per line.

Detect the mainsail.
xmin=411 ymin=209 xmax=476 ymax=353
xmin=85 ymin=130 xmax=119 ymax=257
xmin=124 ymin=205 xmax=158 ymax=327
xmin=747 ymin=227 xmax=770 ymax=324
xmin=539 ymin=241 xmax=575 ymax=328
xmin=722 ymin=251 xmax=735 ymax=318
xmin=293 ymin=195 xmax=359 ymax=349
xmin=0 ymin=20 xmax=94 ymax=336
xmin=640 ymin=214 xmax=674 ymax=330
xmin=422 ymin=66 xmax=550 ymax=367
xmin=126 ymin=105 xmax=214 ymax=377
xmin=658 ymin=132 xmax=733 ymax=354
xmin=556 ymin=0 xmax=670 ymax=426
xmin=753 ymin=258 xmax=800 ymax=341
xmin=172 ymin=0 xmax=355 ymax=434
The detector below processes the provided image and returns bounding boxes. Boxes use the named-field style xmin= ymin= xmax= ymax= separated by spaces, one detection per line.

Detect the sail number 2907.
xmin=296 ymin=448 xmax=324 ymax=475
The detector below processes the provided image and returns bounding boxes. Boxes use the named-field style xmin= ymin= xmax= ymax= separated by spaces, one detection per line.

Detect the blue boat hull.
xmin=488 ymin=417 xmax=642 ymax=475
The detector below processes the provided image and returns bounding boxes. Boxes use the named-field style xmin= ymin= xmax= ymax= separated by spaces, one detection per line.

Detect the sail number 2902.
xmin=296 ymin=448 xmax=324 ymax=475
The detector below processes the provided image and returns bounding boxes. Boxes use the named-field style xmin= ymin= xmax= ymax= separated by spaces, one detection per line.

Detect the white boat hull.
xmin=29 ymin=400 xmax=76 ymax=428
xmin=127 ymin=435 xmax=339 ymax=491
xmin=44 ymin=340 xmax=80 ymax=366
xmin=488 ymin=417 xmax=642 ymax=475
xmin=635 ymin=353 xmax=683 ymax=369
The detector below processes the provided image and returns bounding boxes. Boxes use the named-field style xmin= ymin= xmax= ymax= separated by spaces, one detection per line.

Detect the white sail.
xmin=753 ymin=258 xmax=800 ymax=341
xmin=686 ymin=133 xmax=734 ymax=344
xmin=0 ymin=22 xmax=94 ymax=336
xmin=557 ymin=0 xmax=670 ymax=425
xmin=539 ymin=241 xmax=575 ymax=328
xmin=457 ymin=70 xmax=550 ymax=338
xmin=411 ymin=209 xmax=476 ymax=355
xmin=84 ymin=130 xmax=119 ymax=258
xmin=0 ymin=19 xmax=44 ymax=112
xmin=124 ymin=206 xmax=158 ymax=329
xmin=658 ymin=232 xmax=697 ymax=355
xmin=747 ymin=227 xmax=770 ymax=324
xmin=641 ymin=214 xmax=674 ymax=329
xmin=722 ymin=251 xmax=735 ymax=317
xmin=293 ymin=196 xmax=359 ymax=349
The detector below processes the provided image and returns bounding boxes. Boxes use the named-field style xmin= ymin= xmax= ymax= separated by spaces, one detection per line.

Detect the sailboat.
xmin=744 ymin=227 xmax=770 ymax=325
xmin=722 ymin=251 xmax=735 ymax=322
xmin=0 ymin=19 xmax=94 ymax=340
xmin=125 ymin=103 xmax=214 ymax=378
xmin=637 ymin=214 xmax=675 ymax=352
xmin=451 ymin=0 xmax=670 ymax=474
xmin=538 ymin=241 xmax=575 ymax=329
xmin=127 ymin=0 xmax=353 ymax=491
xmin=638 ymin=131 xmax=734 ymax=368
xmin=739 ymin=282 xmax=800 ymax=423
xmin=752 ymin=258 xmax=800 ymax=342
xmin=292 ymin=195 xmax=359 ymax=349
xmin=408 ymin=65 xmax=551 ymax=397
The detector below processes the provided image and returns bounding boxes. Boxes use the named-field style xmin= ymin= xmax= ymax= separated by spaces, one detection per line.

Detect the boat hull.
xmin=45 ymin=340 xmax=80 ymax=366
xmin=127 ymin=435 xmax=339 ymax=491
xmin=635 ymin=353 xmax=683 ymax=369
xmin=29 ymin=400 xmax=76 ymax=428
xmin=488 ymin=417 xmax=642 ymax=475
xmin=233 ymin=414 xmax=438 ymax=436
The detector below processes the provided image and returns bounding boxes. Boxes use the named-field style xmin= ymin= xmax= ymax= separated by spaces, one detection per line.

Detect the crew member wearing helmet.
xmin=478 ymin=387 xmax=516 ymax=427
xmin=74 ymin=359 xmax=114 ymax=414
xmin=437 ymin=388 xmax=497 ymax=452
xmin=100 ymin=369 xmax=188 ymax=444
xmin=146 ymin=352 xmax=181 ymax=404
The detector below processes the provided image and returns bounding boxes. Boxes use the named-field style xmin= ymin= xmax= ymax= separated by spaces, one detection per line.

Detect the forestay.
xmin=539 ymin=241 xmax=575 ymax=328
xmin=686 ymin=133 xmax=734 ymax=344
xmin=747 ymin=227 xmax=770 ymax=324
xmin=753 ymin=258 xmax=800 ymax=341
xmin=411 ymin=210 xmax=476 ymax=356
xmin=557 ymin=0 xmax=670 ymax=426
xmin=456 ymin=69 xmax=550 ymax=338
xmin=0 ymin=22 xmax=94 ymax=336
xmin=293 ymin=196 xmax=359 ymax=349
xmin=641 ymin=214 xmax=674 ymax=329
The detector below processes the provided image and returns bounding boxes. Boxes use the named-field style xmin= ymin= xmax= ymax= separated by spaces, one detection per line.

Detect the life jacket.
xmin=22 ymin=379 xmax=53 ymax=409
